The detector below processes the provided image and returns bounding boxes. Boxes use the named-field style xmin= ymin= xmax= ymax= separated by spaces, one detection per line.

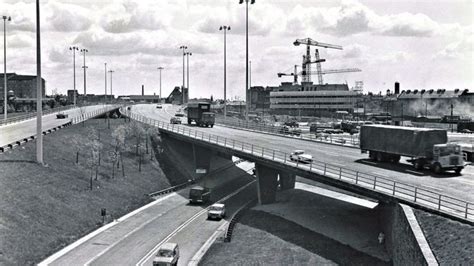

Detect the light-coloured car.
xmin=207 ymin=203 xmax=226 ymax=220
xmin=289 ymin=150 xmax=313 ymax=163
xmin=153 ymin=242 xmax=179 ymax=266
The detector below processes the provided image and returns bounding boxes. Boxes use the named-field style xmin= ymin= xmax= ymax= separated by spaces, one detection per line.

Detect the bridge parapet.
xmin=121 ymin=108 xmax=474 ymax=225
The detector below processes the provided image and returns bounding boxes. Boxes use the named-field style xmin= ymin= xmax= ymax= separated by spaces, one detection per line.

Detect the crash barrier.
xmin=71 ymin=105 xmax=119 ymax=124
xmin=224 ymin=198 xmax=257 ymax=242
xmin=215 ymin=118 xmax=360 ymax=148
xmin=122 ymin=108 xmax=474 ymax=224
xmin=0 ymin=121 xmax=72 ymax=154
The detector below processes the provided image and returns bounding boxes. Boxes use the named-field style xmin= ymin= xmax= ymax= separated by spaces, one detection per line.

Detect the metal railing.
xmin=121 ymin=108 xmax=474 ymax=223
xmin=215 ymin=118 xmax=360 ymax=148
xmin=71 ymin=105 xmax=118 ymax=124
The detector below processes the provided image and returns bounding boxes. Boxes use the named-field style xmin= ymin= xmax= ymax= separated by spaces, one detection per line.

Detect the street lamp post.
xmin=220 ymin=26 xmax=231 ymax=119
xmin=80 ymin=48 xmax=88 ymax=100
xmin=69 ymin=46 xmax=78 ymax=106
xmin=104 ymin=63 xmax=107 ymax=103
xmin=157 ymin=67 xmax=164 ymax=101
xmin=179 ymin=45 xmax=187 ymax=104
xmin=185 ymin=52 xmax=192 ymax=103
xmin=239 ymin=0 xmax=255 ymax=121
xmin=2 ymin=15 xmax=11 ymax=120
xmin=35 ymin=0 xmax=43 ymax=164
xmin=108 ymin=70 xmax=115 ymax=101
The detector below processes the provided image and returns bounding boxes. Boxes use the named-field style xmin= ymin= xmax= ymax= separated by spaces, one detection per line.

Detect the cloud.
xmin=48 ymin=3 xmax=92 ymax=32
xmin=435 ymin=35 xmax=473 ymax=59
xmin=377 ymin=13 xmax=438 ymax=37
xmin=7 ymin=34 xmax=33 ymax=48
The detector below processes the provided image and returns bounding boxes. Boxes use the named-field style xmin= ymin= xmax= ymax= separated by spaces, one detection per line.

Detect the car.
xmin=153 ymin=242 xmax=179 ymax=266
xmin=56 ymin=113 xmax=68 ymax=119
xmin=460 ymin=129 xmax=473 ymax=134
xmin=207 ymin=203 xmax=226 ymax=220
xmin=156 ymin=105 xmax=163 ymax=109
xmin=289 ymin=150 xmax=313 ymax=163
xmin=170 ymin=117 xmax=181 ymax=124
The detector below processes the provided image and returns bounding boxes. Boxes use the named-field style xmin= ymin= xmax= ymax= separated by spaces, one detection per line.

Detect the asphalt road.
xmin=46 ymin=174 xmax=257 ymax=265
xmin=0 ymin=105 xmax=111 ymax=148
xmin=132 ymin=104 xmax=474 ymax=203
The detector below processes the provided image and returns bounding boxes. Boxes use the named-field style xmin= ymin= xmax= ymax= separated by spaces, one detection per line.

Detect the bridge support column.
xmin=256 ymin=163 xmax=278 ymax=204
xmin=193 ymin=144 xmax=212 ymax=179
xmin=279 ymin=172 xmax=296 ymax=190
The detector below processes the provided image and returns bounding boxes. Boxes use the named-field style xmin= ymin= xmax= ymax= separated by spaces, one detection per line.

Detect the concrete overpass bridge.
xmin=122 ymin=107 xmax=473 ymax=224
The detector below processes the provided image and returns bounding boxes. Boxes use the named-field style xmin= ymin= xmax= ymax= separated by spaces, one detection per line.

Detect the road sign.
xmin=196 ymin=168 xmax=207 ymax=174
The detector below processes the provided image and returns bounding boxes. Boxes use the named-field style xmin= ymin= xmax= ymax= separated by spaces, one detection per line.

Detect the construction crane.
xmin=277 ymin=68 xmax=361 ymax=84
xmin=294 ymin=38 xmax=342 ymax=84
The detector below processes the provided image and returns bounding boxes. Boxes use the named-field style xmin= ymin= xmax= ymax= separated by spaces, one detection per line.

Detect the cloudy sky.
xmin=1 ymin=0 xmax=472 ymax=99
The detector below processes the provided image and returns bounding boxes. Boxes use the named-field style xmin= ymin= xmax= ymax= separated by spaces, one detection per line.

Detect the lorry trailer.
xmin=186 ymin=102 xmax=215 ymax=127
xmin=360 ymin=125 xmax=464 ymax=174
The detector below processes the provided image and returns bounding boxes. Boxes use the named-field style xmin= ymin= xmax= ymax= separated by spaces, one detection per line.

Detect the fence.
xmin=121 ymin=108 xmax=474 ymax=223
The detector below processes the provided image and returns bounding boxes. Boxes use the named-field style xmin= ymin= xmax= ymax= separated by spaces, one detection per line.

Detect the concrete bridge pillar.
xmin=256 ymin=163 xmax=278 ymax=204
xmin=193 ymin=144 xmax=213 ymax=179
xmin=279 ymin=172 xmax=296 ymax=190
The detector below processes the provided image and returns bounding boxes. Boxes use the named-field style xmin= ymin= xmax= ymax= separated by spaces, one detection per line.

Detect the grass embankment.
xmin=0 ymin=118 xmax=174 ymax=265
xmin=200 ymin=209 xmax=388 ymax=265
xmin=414 ymin=209 xmax=473 ymax=264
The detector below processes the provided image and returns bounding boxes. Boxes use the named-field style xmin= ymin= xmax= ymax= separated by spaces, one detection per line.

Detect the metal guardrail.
xmin=0 ymin=105 xmax=77 ymax=126
xmin=224 ymin=198 xmax=257 ymax=242
xmin=121 ymin=108 xmax=474 ymax=223
xmin=215 ymin=118 xmax=360 ymax=148
xmin=71 ymin=105 xmax=118 ymax=124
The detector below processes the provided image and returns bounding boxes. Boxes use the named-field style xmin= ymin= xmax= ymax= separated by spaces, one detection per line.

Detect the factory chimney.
xmin=394 ymin=82 xmax=400 ymax=94
xmin=142 ymin=85 xmax=144 ymax=96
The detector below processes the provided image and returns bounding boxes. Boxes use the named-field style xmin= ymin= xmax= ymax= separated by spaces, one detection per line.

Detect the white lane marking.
xmin=363 ymin=161 xmax=377 ymax=165
xmin=136 ymin=179 xmax=256 ymax=266
xmin=39 ymin=193 xmax=176 ymax=266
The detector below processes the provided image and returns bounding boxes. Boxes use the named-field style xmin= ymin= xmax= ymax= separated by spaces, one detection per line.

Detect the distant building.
xmin=0 ymin=73 xmax=46 ymax=99
xmin=166 ymin=86 xmax=187 ymax=104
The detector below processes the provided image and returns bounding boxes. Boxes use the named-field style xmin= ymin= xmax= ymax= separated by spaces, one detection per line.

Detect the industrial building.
xmin=0 ymin=73 xmax=46 ymax=99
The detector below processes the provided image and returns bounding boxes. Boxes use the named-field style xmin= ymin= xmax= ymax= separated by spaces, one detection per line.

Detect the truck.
xmin=360 ymin=125 xmax=464 ymax=174
xmin=186 ymin=102 xmax=215 ymax=127
xmin=189 ymin=186 xmax=211 ymax=204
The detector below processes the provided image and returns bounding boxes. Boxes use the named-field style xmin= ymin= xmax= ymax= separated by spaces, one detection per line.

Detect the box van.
xmin=189 ymin=186 xmax=211 ymax=204
xmin=153 ymin=242 xmax=179 ymax=266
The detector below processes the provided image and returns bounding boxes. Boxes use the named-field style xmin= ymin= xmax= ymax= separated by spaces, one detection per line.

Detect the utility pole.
xmin=35 ymin=0 xmax=43 ymax=164
xmin=3 ymin=15 xmax=11 ymax=121
xmin=108 ymin=70 xmax=114 ymax=101
xmin=185 ymin=52 xmax=192 ymax=103
xmin=220 ymin=26 xmax=230 ymax=119
xmin=450 ymin=103 xmax=454 ymax=133
xmin=69 ymin=46 xmax=78 ymax=106
xmin=239 ymin=0 xmax=255 ymax=121
xmin=179 ymin=45 xmax=187 ymax=104
xmin=104 ymin=63 xmax=107 ymax=103
xmin=80 ymin=48 xmax=88 ymax=100
xmin=157 ymin=67 xmax=164 ymax=101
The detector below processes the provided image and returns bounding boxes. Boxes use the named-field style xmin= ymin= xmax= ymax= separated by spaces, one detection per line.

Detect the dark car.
xmin=56 ymin=113 xmax=68 ymax=119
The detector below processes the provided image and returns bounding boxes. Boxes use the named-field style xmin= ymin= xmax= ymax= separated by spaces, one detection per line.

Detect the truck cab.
xmin=189 ymin=186 xmax=211 ymax=204
xmin=432 ymin=143 xmax=464 ymax=174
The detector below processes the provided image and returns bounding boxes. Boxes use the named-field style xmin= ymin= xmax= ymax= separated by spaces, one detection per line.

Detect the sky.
xmin=0 ymin=0 xmax=472 ymax=99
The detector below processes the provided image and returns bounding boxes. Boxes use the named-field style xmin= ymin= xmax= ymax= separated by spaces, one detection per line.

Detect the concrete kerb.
xmin=38 ymin=193 xmax=177 ymax=265
xmin=400 ymin=204 xmax=439 ymax=265
xmin=188 ymin=221 xmax=229 ymax=266
xmin=216 ymin=122 xmax=359 ymax=150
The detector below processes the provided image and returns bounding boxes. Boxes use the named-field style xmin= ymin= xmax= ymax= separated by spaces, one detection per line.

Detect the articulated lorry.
xmin=360 ymin=125 xmax=464 ymax=174
xmin=186 ymin=102 xmax=215 ymax=127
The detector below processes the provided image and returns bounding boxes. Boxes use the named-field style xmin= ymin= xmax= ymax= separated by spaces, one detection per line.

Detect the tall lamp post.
xmin=179 ymin=45 xmax=187 ymax=104
xmin=239 ymin=0 xmax=255 ymax=121
xmin=69 ymin=46 xmax=78 ymax=106
xmin=157 ymin=67 xmax=164 ymax=101
xmin=80 ymin=48 xmax=88 ymax=100
xmin=108 ymin=70 xmax=115 ymax=101
xmin=2 ymin=15 xmax=11 ymax=121
xmin=185 ymin=51 xmax=192 ymax=103
xmin=104 ymin=63 xmax=107 ymax=103
xmin=220 ymin=25 xmax=230 ymax=118
xmin=35 ymin=0 xmax=43 ymax=163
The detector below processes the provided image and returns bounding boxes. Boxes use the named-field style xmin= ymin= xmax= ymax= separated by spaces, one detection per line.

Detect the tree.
xmin=112 ymin=124 xmax=128 ymax=177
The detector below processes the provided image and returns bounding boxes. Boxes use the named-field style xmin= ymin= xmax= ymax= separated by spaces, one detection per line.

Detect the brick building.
xmin=0 ymin=73 xmax=46 ymax=99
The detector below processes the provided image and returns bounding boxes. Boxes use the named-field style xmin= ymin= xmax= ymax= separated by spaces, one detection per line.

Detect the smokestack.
xmin=394 ymin=82 xmax=400 ymax=94
xmin=142 ymin=85 xmax=144 ymax=96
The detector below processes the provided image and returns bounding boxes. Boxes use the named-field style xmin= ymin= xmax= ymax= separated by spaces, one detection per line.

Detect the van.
xmin=153 ymin=242 xmax=179 ymax=266
xmin=189 ymin=186 xmax=211 ymax=204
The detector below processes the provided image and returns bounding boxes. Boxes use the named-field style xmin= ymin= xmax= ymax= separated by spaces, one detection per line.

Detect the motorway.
xmin=0 ymin=105 xmax=112 ymax=148
xmin=132 ymin=104 xmax=474 ymax=203
xmin=43 ymin=163 xmax=256 ymax=265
